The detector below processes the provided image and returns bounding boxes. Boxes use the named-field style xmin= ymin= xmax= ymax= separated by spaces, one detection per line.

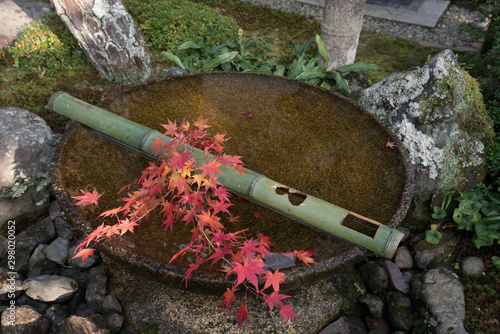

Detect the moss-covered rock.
xmin=359 ymin=50 xmax=494 ymax=220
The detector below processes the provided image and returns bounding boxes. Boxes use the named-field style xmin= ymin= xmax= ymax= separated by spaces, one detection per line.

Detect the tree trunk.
xmin=50 ymin=0 xmax=151 ymax=84
xmin=321 ymin=0 xmax=366 ymax=71
xmin=480 ymin=11 xmax=499 ymax=55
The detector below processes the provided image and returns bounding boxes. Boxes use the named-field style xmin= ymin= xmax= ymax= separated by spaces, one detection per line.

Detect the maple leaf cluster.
xmin=71 ymin=117 xmax=316 ymax=328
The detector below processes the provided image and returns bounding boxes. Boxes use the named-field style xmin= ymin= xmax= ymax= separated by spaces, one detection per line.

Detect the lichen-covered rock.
xmin=359 ymin=50 xmax=494 ymax=217
xmin=0 ymin=108 xmax=59 ymax=230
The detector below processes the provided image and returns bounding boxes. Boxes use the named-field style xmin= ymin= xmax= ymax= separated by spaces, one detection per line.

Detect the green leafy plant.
xmin=72 ymin=118 xmax=315 ymax=327
xmin=428 ymin=188 xmax=500 ymax=248
xmin=164 ymin=34 xmax=377 ymax=95
xmin=123 ymin=0 xmax=239 ymax=52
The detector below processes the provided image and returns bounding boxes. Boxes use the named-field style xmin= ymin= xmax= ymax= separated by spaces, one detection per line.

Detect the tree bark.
xmin=321 ymin=0 xmax=366 ymax=70
xmin=50 ymin=0 xmax=151 ymax=84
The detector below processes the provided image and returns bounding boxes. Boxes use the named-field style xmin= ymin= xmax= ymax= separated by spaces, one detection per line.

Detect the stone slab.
xmin=107 ymin=256 xmax=364 ymax=334
xmin=297 ymin=0 xmax=451 ymax=28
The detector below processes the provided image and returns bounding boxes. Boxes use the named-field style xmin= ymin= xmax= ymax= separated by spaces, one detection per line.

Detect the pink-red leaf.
xmin=229 ymin=257 xmax=267 ymax=291
xmin=72 ymin=248 xmax=96 ymax=266
xmin=222 ymin=286 xmax=238 ymax=315
xmin=280 ymin=304 xmax=298 ymax=323
xmin=72 ymin=188 xmax=102 ymax=206
xmin=263 ymin=269 xmax=286 ymax=292
xmin=264 ymin=291 xmax=290 ymax=313
xmin=236 ymin=303 xmax=248 ymax=328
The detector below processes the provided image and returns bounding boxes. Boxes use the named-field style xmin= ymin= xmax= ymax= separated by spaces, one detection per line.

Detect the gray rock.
xmin=102 ymin=293 xmax=123 ymax=314
xmin=0 ymin=108 xmax=58 ymax=229
xmin=28 ymin=244 xmax=59 ymax=278
xmin=48 ymin=201 xmax=62 ymax=220
xmin=86 ymin=266 xmax=107 ymax=309
xmin=386 ymin=291 xmax=412 ymax=331
xmin=0 ymin=234 xmax=7 ymax=258
xmin=43 ymin=237 xmax=70 ymax=265
xmin=460 ymin=256 xmax=485 ymax=277
xmin=66 ymin=288 xmax=86 ymax=315
xmin=319 ymin=315 xmax=353 ymax=334
xmin=359 ymin=261 xmax=389 ymax=293
xmin=413 ymin=231 xmax=455 ymax=270
xmin=401 ymin=270 xmax=414 ymax=285
xmin=16 ymin=217 xmax=56 ymax=252
xmin=385 ymin=260 xmax=410 ymax=294
xmin=397 ymin=227 xmax=412 ymax=243
xmin=359 ymin=50 xmax=493 ymax=218
xmin=68 ymin=245 xmax=98 ymax=269
xmin=359 ymin=294 xmax=385 ymax=318
xmin=436 ymin=316 xmax=468 ymax=334
xmin=160 ymin=67 xmax=189 ymax=79
xmin=60 ymin=314 xmax=110 ymax=334
xmin=54 ymin=217 xmax=74 ymax=240
xmin=15 ymin=293 xmax=50 ymax=314
xmin=1 ymin=305 xmax=50 ymax=334
xmin=11 ymin=247 xmax=32 ymax=274
xmin=75 ymin=303 xmax=98 ymax=317
xmin=0 ymin=268 xmax=23 ymax=301
xmin=45 ymin=304 xmax=68 ymax=333
xmin=103 ymin=312 xmax=124 ymax=334
xmin=415 ymin=267 xmax=466 ymax=329
xmin=394 ymin=247 xmax=414 ymax=270
xmin=23 ymin=275 xmax=78 ymax=303
xmin=346 ymin=316 xmax=368 ymax=334
xmin=364 ymin=315 xmax=391 ymax=333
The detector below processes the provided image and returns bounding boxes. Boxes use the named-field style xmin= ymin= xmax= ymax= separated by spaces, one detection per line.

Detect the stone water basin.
xmin=51 ymin=72 xmax=413 ymax=292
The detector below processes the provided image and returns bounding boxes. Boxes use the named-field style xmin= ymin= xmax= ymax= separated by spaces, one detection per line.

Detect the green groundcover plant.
xmin=427 ymin=187 xmax=500 ymax=248
xmin=163 ymin=33 xmax=377 ymax=95
xmin=72 ymin=118 xmax=315 ymax=327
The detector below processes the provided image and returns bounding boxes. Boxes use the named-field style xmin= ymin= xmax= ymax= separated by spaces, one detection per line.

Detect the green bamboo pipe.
xmin=48 ymin=91 xmax=404 ymax=258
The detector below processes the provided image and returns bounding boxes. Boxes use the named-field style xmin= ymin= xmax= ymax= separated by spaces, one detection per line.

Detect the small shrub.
xmin=8 ymin=12 xmax=86 ymax=73
xmin=123 ymin=0 xmax=239 ymax=52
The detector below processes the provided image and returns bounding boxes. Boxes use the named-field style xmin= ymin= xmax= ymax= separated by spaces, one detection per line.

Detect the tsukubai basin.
xmin=51 ymin=72 xmax=414 ymax=292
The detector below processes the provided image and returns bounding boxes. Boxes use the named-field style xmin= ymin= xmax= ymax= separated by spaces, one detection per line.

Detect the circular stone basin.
xmin=52 ymin=72 xmax=413 ymax=291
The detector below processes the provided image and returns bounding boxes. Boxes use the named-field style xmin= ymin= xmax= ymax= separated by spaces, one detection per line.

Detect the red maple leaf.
xmin=264 ymin=291 xmax=290 ymax=312
xmin=213 ymin=187 xmax=232 ymax=202
xmin=222 ymin=286 xmax=238 ymax=315
xmin=160 ymin=119 xmax=178 ymax=137
xmin=72 ymin=188 xmax=102 ymax=206
xmin=242 ymin=111 xmax=253 ymax=120
xmin=170 ymin=151 xmax=192 ymax=170
xmin=229 ymin=257 xmax=267 ymax=291
xmin=236 ymin=303 xmax=249 ymax=328
xmin=386 ymin=138 xmax=397 ymax=149
xmin=263 ymin=269 xmax=286 ymax=292
xmin=182 ymin=258 xmax=203 ymax=287
xmin=280 ymin=304 xmax=298 ymax=323
xmin=295 ymin=249 xmax=316 ymax=266
xmin=72 ymin=247 xmax=96 ymax=266
xmin=208 ymin=244 xmax=234 ymax=270
xmin=239 ymin=238 xmax=261 ymax=257
xmin=198 ymin=160 xmax=222 ymax=180
xmin=252 ymin=211 xmax=263 ymax=220
xmin=197 ymin=210 xmax=224 ymax=232
xmin=211 ymin=200 xmax=232 ymax=215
